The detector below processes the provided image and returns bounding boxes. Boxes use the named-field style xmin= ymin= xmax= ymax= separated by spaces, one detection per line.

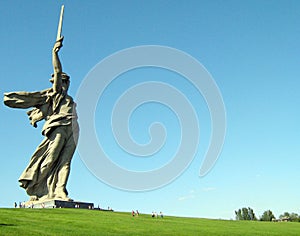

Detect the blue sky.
xmin=1 ymin=0 xmax=300 ymax=219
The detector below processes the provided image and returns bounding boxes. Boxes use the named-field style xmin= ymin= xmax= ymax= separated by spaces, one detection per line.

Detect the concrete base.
xmin=27 ymin=199 xmax=94 ymax=209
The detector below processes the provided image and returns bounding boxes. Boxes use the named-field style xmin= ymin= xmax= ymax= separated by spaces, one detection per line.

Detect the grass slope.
xmin=0 ymin=208 xmax=300 ymax=235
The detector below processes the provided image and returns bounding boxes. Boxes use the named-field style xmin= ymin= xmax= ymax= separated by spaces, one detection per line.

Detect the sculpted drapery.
xmin=4 ymin=37 xmax=78 ymax=202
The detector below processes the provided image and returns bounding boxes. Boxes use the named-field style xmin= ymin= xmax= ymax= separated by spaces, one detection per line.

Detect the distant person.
xmin=152 ymin=212 xmax=155 ymax=218
xmin=132 ymin=210 xmax=135 ymax=217
xmin=160 ymin=212 xmax=164 ymax=218
xmin=14 ymin=202 xmax=17 ymax=208
xmin=136 ymin=210 xmax=139 ymax=216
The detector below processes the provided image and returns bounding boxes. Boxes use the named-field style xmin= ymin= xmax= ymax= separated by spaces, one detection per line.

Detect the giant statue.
xmin=3 ymin=6 xmax=78 ymax=202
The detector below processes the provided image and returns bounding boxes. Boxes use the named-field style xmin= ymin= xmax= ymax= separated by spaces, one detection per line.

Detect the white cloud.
xmin=178 ymin=194 xmax=196 ymax=201
xmin=202 ymin=187 xmax=216 ymax=192
xmin=178 ymin=189 xmax=197 ymax=201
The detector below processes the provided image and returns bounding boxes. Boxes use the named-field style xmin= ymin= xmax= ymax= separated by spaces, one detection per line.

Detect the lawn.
xmin=0 ymin=208 xmax=300 ymax=235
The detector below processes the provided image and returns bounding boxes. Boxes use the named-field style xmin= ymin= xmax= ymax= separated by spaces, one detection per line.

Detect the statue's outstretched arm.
xmin=52 ymin=37 xmax=63 ymax=93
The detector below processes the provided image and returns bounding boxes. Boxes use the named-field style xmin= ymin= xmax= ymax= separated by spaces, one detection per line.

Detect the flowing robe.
xmin=4 ymin=89 xmax=79 ymax=199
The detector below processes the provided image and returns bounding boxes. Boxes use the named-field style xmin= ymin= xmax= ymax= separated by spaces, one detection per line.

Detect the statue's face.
xmin=62 ymin=80 xmax=70 ymax=92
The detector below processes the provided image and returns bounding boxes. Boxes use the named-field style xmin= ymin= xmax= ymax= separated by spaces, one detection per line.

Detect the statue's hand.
xmin=53 ymin=36 xmax=64 ymax=53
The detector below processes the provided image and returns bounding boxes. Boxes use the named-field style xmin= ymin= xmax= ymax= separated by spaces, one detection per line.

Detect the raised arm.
xmin=52 ymin=37 xmax=63 ymax=93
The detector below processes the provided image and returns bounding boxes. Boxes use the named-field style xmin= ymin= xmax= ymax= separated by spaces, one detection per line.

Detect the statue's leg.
xmin=40 ymin=126 xmax=67 ymax=198
xmin=54 ymin=125 xmax=77 ymax=200
xmin=19 ymin=137 xmax=49 ymax=200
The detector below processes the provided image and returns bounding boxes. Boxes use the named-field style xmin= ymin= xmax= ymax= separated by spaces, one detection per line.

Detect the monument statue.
xmin=3 ymin=5 xmax=78 ymax=202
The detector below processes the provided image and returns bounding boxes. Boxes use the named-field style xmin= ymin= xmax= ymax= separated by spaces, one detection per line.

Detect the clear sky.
xmin=1 ymin=0 xmax=300 ymax=219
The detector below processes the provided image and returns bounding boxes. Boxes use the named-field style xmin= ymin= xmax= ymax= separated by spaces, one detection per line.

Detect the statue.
xmin=3 ymin=6 xmax=78 ymax=202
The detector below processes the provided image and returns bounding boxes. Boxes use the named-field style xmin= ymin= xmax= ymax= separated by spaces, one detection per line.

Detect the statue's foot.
xmin=55 ymin=193 xmax=73 ymax=202
xmin=63 ymin=197 xmax=73 ymax=202
xmin=47 ymin=193 xmax=55 ymax=200
xmin=29 ymin=196 xmax=38 ymax=201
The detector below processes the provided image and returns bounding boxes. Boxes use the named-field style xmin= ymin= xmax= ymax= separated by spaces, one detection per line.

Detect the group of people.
xmin=131 ymin=210 xmax=164 ymax=218
xmin=152 ymin=211 xmax=164 ymax=218
xmin=132 ymin=210 xmax=140 ymax=216
xmin=15 ymin=201 xmax=27 ymax=208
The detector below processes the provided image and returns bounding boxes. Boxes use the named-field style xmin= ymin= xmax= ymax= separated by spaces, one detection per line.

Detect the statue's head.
xmin=50 ymin=72 xmax=70 ymax=91
xmin=49 ymin=72 xmax=70 ymax=83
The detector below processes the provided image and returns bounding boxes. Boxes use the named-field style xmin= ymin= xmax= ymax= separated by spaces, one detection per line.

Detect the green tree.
xmin=248 ymin=207 xmax=256 ymax=220
xmin=235 ymin=209 xmax=242 ymax=220
xmin=280 ymin=212 xmax=300 ymax=222
xmin=235 ymin=207 xmax=257 ymax=221
xmin=290 ymin=213 xmax=300 ymax=222
xmin=260 ymin=210 xmax=275 ymax=221
xmin=280 ymin=212 xmax=290 ymax=219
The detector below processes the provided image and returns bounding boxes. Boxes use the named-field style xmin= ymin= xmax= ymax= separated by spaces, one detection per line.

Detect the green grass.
xmin=0 ymin=208 xmax=300 ymax=235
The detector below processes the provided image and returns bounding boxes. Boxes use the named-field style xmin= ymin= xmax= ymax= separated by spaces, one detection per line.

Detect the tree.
xmin=280 ymin=212 xmax=290 ymax=219
xmin=235 ymin=209 xmax=242 ymax=220
xmin=235 ymin=207 xmax=257 ymax=220
xmin=289 ymin=213 xmax=300 ymax=222
xmin=279 ymin=212 xmax=300 ymax=222
xmin=248 ymin=207 xmax=257 ymax=220
xmin=260 ymin=210 xmax=275 ymax=221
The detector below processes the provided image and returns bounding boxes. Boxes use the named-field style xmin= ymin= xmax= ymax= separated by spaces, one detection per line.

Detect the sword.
xmin=56 ymin=5 xmax=64 ymax=41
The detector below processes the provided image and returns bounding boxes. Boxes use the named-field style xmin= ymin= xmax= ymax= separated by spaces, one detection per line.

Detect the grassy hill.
xmin=1 ymin=208 xmax=300 ymax=235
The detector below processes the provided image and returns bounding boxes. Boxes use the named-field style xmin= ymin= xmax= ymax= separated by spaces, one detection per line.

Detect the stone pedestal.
xmin=27 ymin=200 xmax=94 ymax=209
